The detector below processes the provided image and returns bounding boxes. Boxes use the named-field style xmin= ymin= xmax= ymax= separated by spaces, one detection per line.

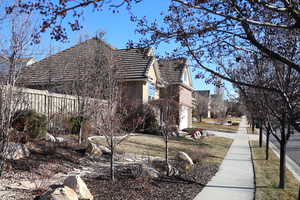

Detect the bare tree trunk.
xmin=259 ymin=120 xmax=263 ymax=147
xmin=279 ymin=119 xmax=286 ymax=189
xmin=165 ymin=132 xmax=169 ymax=176
xmin=110 ymin=136 xmax=115 ymax=181
xmin=252 ymin=119 xmax=255 ymax=133
xmin=78 ymin=123 xmax=82 ymax=144
xmin=266 ymin=127 xmax=270 ymax=160
xmin=0 ymin=132 xmax=7 ymax=176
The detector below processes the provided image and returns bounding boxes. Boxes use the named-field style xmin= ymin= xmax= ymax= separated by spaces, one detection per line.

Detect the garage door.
xmin=180 ymin=106 xmax=188 ymax=130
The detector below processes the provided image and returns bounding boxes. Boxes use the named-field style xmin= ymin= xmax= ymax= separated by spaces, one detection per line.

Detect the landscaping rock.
xmin=151 ymin=159 xmax=167 ymax=172
xmin=149 ymin=160 xmax=178 ymax=176
xmin=97 ymin=145 xmax=111 ymax=155
xmin=55 ymin=137 xmax=64 ymax=143
xmin=171 ymin=132 xmax=177 ymax=137
xmin=45 ymin=133 xmax=56 ymax=143
xmin=5 ymin=143 xmax=30 ymax=160
xmin=178 ymin=131 xmax=188 ymax=137
xmin=86 ymin=142 xmax=102 ymax=156
xmin=63 ymin=175 xmax=93 ymax=200
xmin=176 ymin=151 xmax=194 ymax=172
xmin=168 ymin=165 xmax=180 ymax=176
xmin=25 ymin=142 xmax=43 ymax=154
xmin=130 ymin=164 xmax=160 ymax=179
xmin=139 ymin=165 xmax=160 ymax=179
xmin=39 ymin=185 xmax=78 ymax=200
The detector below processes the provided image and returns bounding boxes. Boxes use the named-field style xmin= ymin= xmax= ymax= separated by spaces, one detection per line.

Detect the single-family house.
xmin=19 ymin=38 xmax=165 ymax=105
xmin=158 ymin=58 xmax=194 ymax=130
xmin=19 ymin=37 xmax=194 ymax=129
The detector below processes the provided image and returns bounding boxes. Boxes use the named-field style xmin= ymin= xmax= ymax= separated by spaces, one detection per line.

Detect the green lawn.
xmin=250 ymin=141 xmax=300 ymax=200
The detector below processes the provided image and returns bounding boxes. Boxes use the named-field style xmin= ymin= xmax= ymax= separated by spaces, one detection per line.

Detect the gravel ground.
xmin=85 ymin=162 xmax=219 ymax=200
xmin=0 ymin=139 xmax=220 ymax=200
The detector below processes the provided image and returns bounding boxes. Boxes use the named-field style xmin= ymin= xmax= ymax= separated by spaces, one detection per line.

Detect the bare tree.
xmin=150 ymin=98 xmax=179 ymax=176
xmin=129 ymin=1 xmax=299 ymax=88
xmin=88 ymin=38 xmax=123 ymax=181
xmin=193 ymin=92 xmax=209 ymax=122
xmin=235 ymin=54 xmax=300 ymax=189
xmin=0 ymin=12 xmax=35 ymax=175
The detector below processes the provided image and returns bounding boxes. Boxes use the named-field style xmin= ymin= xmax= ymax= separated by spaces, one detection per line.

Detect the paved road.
xmin=194 ymin=116 xmax=254 ymax=200
xmin=267 ymin=131 xmax=300 ymax=167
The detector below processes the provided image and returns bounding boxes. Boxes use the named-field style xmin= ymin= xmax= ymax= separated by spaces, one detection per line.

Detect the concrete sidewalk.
xmin=194 ymin=116 xmax=255 ymax=200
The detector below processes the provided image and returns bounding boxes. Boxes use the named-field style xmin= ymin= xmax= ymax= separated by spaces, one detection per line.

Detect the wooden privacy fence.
xmin=16 ymin=87 xmax=106 ymax=119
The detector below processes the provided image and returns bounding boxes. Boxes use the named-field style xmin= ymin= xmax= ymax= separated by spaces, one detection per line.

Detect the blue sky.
xmin=28 ymin=0 xmax=231 ymax=95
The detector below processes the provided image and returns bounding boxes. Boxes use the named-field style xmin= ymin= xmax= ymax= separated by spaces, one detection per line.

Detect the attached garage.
xmin=180 ymin=105 xmax=189 ymax=130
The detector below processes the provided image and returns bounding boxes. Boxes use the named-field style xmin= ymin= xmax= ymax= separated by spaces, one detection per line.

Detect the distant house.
xmin=19 ymin=37 xmax=194 ymax=129
xmin=210 ymin=81 xmax=226 ymax=118
xmin=193 ymin=90 xmax=211 ymax=119
xmin=159 ymin=58 xmax=194 ymax=130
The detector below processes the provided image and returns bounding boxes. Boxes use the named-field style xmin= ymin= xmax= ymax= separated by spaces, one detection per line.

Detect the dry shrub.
xmin=8 ymin=129 xmax=29 ymax=144
xmin=31 ymin=163 xmax=56 ymax=195
xmin=48 ymin=113 xmax=70 ymax=135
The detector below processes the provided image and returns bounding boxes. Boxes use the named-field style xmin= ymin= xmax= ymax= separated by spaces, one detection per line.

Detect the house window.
xmin=148 ymin=80 xmax=156 ymax=101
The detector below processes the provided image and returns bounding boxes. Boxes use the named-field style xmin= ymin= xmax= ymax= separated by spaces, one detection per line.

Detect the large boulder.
xmin=39 ymin=185 xmax=78 ymax=200
xmin=175 ymin=151 xmax=194 ymax=172
xmin=5 ymin=142 xmax=30 ymax=160
xmin=86 ymin=142 xmax=102 ymax=156
xmin=63 ymin=175 xmax=93 ymax=200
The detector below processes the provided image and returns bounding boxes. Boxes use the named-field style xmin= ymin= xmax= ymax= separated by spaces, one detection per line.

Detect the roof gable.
xmin=158 ymin=58 xmax=185 ymax=84
xmin=113 ymin=47 xmax=153 ymax=80
xmin=19 ymin=38 xmax=159 ymax=85
xmin=181 ymin=63 xmax=193 ymax=87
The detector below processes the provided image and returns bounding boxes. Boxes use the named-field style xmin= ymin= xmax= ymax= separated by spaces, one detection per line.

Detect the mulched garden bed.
xmin=0 ymin=137 xmax=220 ymax=200
xmin=85 ymin=162 xmax=219 ymax=200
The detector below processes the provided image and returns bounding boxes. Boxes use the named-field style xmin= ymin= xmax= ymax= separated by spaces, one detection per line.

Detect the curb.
xmin=248 ymin=139 xmax=256 ymax=200
xmin=262 ymin=135 xmax=300 ymax=182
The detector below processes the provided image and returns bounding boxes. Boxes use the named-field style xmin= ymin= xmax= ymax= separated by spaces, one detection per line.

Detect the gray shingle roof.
xmin=158 ymin=58 xmax=187 ymax=84
xmin=114 ymin=47 xmax=153 ymax=80
xmin=19 ymin=38 xmax=155 ymax=86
